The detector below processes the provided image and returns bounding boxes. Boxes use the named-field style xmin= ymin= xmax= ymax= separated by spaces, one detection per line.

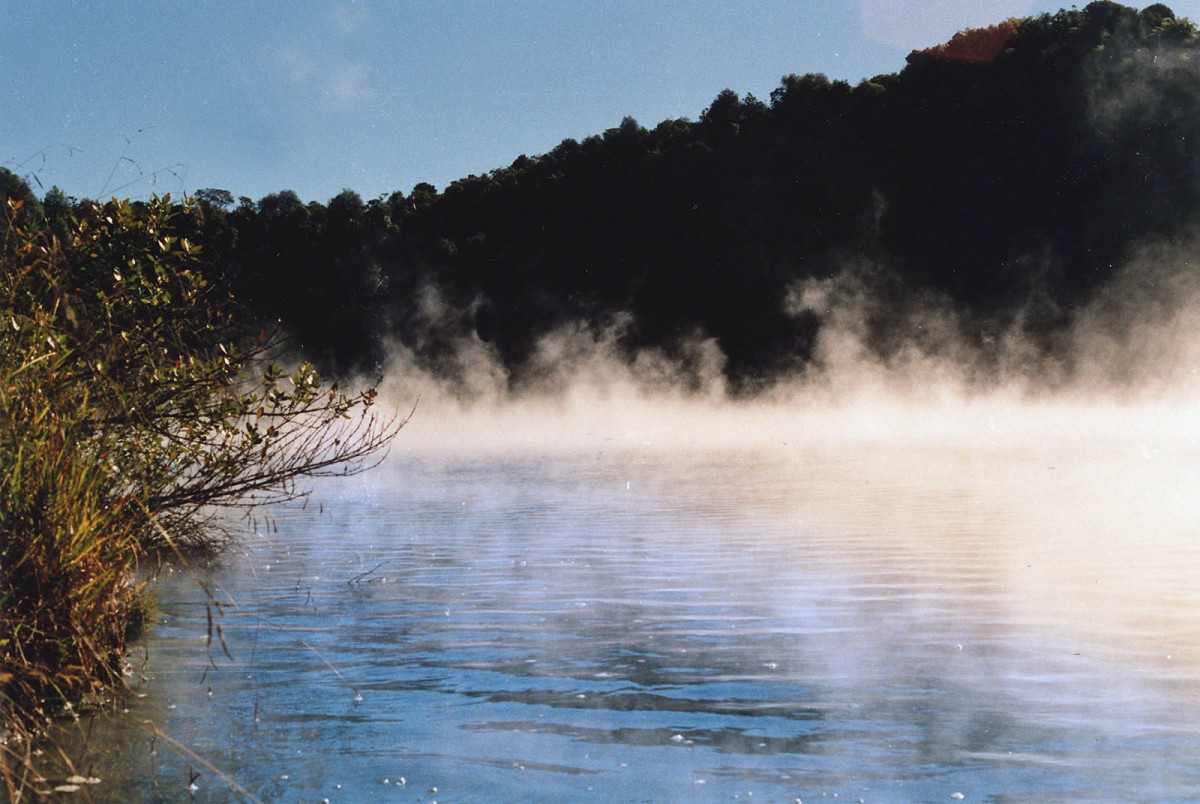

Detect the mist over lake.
xmin=45 ymin=392 xmax=1200 ymax=801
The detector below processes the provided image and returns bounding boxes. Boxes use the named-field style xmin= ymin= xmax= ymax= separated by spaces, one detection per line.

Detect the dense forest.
xmin=9 ymin=1 xmax=1200 ymax=395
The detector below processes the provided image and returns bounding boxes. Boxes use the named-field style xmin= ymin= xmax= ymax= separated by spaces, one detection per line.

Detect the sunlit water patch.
xmin=48 ymin=435 xmax=1200 ymax=801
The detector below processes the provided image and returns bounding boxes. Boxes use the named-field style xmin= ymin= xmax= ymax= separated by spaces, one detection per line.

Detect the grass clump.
xmin=0 ymin=194 xmax=400 ymax=795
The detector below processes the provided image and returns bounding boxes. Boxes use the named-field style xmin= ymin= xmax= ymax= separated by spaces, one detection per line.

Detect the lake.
xmin=43 ymin=400 xmax=1200 ymax=801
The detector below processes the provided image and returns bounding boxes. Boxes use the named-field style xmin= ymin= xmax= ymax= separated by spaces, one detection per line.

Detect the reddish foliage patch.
xmin=921 ymin=19 xmax=1021 ymax=63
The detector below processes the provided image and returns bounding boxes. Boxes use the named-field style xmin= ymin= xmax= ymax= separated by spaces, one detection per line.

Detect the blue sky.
xmin=2 ymin=1 xmax=1190 ymax=203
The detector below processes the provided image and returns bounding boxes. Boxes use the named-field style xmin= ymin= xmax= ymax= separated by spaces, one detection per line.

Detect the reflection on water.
xmin=49 ymin=436 xmax=1200 ymax=801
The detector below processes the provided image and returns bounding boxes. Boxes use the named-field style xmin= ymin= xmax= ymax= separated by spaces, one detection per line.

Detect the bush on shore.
xmin=0 ymin=195 xmax=399 ymax=793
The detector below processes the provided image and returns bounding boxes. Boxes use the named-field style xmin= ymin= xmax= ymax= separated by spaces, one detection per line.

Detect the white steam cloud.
xmin=373 ymin=232 xmax=1200 ymax=457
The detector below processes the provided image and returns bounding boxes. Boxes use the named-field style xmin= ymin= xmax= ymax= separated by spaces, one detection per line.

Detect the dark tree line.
xmin=18 ymin=2 xmax=1200 ymax=393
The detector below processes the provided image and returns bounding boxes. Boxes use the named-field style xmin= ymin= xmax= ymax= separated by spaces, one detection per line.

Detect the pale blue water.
xmin=47 ymin=442 xmax=1200 ymax=801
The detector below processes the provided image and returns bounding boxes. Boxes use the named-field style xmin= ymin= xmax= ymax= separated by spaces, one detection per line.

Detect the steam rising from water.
xmin=377 ymin=231 xmax=1200 ymax=454
xmin=367 ymin=278 xmax=1200 ymax=701
xmin=349 ymin=218 xmax=1200 ymax=741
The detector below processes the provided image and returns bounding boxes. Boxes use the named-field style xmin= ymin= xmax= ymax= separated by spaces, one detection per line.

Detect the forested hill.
xmin=13 ymin=1 xmax=1200 ymax=393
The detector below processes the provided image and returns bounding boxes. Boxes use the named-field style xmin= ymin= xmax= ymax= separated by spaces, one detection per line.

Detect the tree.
xmin=193 ymin=187 xmax=235 ymax=210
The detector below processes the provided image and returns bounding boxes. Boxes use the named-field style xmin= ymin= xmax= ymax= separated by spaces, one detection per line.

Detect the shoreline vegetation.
xmin=0 ymin=195 xmax=402 ymax=797
xmin=1 ymin=0 xmax=1197 ymax=796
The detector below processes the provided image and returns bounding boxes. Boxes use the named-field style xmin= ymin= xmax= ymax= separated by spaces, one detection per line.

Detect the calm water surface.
xmin=50 ymin=437 xmax=1200 ymax=801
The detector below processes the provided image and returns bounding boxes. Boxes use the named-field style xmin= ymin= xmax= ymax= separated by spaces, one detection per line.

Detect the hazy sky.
xmin=2 ymin=1 xmax=1190 ymax=203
